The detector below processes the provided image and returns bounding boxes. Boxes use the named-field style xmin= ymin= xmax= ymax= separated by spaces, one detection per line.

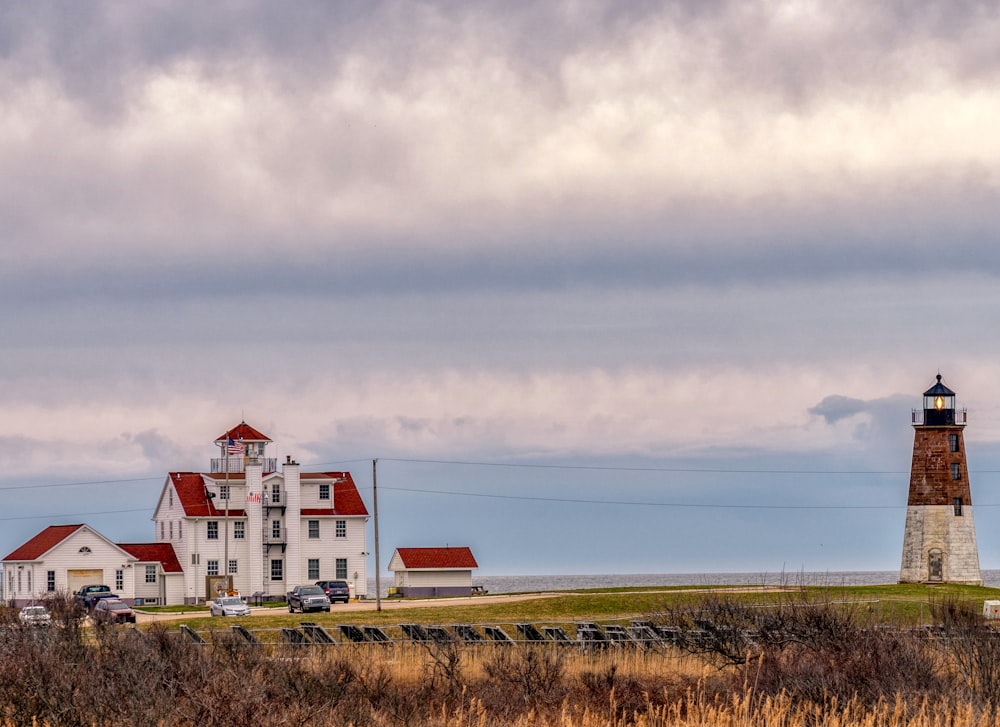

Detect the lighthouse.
xmin=899 ymin=375 xmax=982 ymax=585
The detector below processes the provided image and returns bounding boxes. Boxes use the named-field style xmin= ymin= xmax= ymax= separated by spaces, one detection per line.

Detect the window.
xmin=179 ymin=521 xmax=183 ymax=539
xmin=308 ymin=520 xmax=320 ymax=539
xmin=220 ymin=484 xmax=230 ymax=501
xmin=234 ymin=521 xmax=245 ymax=540
xmin=146 ymin=565 xmax=157 ymax=584
xmin=270 ymin=559 xmax=283 ymax=581
xmin=115 ymin=569 xmax=123 ymax=590
xmin=169 ymin=490 xmax=173 ymax=507
xmin=169 ymin=521 xmax=173 ymax=539
xmin=272 ymin=520 xmax=282 ymax=540
xmin=228 ymin=560 xmax=238 ymax=575
xmin=319 ymin=484 xmax=330 ymax=500
xmin=207 ymin=560 xmax=219 ymax=576
xmin=160 ymin=522 xmax=165 ymax=539
xmin=47 ymin=571 xmax=55 ymax=592
xmin=191 ymin=553 xmax=200 ymax=566
xmin=207 ymin=521 xmax=219 ymax=540
xmin=949 ymin=434 xmax=959 ymax=452
xmin=308 ymin=558 xmax=320 ymax=580
xmin=951 ymin=463 xmax=961 ymax=481
xmin=271 ymin=484 xmax=281 ymax=504
xmin=336 ymin=520 xmax=346 ymax=538
xmin=336 ymin=558 xmax=348 ymax=579
xmin=27 ymin=571 xmax=31 ymax=592
xmin=954 ymin=497 xmax=963 ymax=516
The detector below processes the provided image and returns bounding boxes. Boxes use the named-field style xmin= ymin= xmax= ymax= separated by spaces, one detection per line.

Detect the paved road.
xmin=136 ymin=592 xmax=556 ymax=624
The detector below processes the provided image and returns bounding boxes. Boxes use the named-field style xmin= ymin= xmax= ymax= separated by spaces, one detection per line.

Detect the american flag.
xmin=246 ymin=492 xmax=261 ymax=503
xmin=227 ymin=436 xmax=243 ymax=455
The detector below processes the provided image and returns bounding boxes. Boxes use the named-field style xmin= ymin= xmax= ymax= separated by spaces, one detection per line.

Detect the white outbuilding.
xmin=387 ymin=546 xmax=479 ymax=597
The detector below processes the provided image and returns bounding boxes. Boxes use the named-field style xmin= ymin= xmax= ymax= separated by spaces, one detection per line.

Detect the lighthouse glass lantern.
xmin=922 ymin=374 xmax=956 ymax=426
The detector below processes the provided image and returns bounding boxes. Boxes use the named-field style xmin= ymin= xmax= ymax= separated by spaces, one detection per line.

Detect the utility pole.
xmin=224 ymin=443 xmax=230 ymax=595
xmin=373 ymin=458 xmax=381 ymax=612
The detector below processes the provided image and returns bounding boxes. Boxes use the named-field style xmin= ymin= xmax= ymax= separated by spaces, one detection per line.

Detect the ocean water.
xmin=366 ymin=570 xmax=1000 ymax=598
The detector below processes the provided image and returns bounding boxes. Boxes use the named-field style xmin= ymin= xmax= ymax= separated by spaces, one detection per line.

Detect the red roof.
xmin=3 ymin=526 xmax=182 ymax=575
xmin=395 ymin=547 xmax=478 ymax=569
xmin=3 ymin=524 xmax=86 ymax=560
xmin=330 ymin=474 xmax=368 ymax=516
xmin=170 ymin=473 xmax=247 ymax=517
xmin=118 ymin=543 xmax=183 ymax=573
xmin=215 ymin=421 xmax=272 ymax=443
xmin=170 ymin=471 xmax=367 ymax=517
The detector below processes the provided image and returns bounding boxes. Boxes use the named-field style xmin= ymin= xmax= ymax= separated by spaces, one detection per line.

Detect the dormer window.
xmin=78 ymin=546 xmax=91 ymax=554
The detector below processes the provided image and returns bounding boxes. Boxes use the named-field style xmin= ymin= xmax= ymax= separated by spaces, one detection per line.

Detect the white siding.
xmin=297 ymin=516 xmax=368 ymax=595
xmin=406 ymin=570 xmax=473 ymax=588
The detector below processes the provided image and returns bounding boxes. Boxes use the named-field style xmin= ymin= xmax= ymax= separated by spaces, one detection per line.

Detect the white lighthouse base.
xmin=899 ymin=505 xmax=982 ymax=585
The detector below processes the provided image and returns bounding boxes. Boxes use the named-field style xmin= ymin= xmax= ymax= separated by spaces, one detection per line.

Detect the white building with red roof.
xmin=3 ymin=524 xmax=184 ymax=607
xmin=155 ymin=421 xmax=370 ymax=604
xmin=387 ymin=546 xmax=478 ymax=597
xmin=3 ymin=422 xmax=370 ymax=606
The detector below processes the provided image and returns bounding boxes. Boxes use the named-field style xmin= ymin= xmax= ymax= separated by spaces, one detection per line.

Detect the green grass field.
xmin=149 ymin=581 xmax=1000 ymax=633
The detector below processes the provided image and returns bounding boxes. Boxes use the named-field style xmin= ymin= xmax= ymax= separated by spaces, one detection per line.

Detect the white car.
xmin=209 ymin=596 xmax=251 ymax=617
xmin=19 ymin=605 xmax=52 ymax=626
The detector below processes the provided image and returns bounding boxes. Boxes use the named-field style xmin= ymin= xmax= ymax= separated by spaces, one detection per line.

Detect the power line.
xmin=0 ymin=476 xmax=163 ymax=492
xmin=380 ymin=457 xmax=911 ymax=475
xmin=381 ymin=485 xmax=906 ymax=510
xmin=0 ymin=507 xmax=151 ymax=522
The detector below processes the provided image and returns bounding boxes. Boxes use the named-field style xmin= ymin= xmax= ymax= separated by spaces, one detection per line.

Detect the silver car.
xmin=209 ymin=596 xmax=251 ymax=617
xmin=19 ymin=605 xmax=52 ymax=626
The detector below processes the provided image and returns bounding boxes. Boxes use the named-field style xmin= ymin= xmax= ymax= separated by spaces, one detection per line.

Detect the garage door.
xmin=67 ymin=569 xmax=104 ymax=594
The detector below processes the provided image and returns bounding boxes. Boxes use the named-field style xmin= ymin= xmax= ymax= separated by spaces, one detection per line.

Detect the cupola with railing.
xmin=211 ymin=421 xmax=277 ymax=473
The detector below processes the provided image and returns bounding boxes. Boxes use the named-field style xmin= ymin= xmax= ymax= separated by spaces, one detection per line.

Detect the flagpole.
xmin=222 ymin=432 xmax=232 ymax=596
xmin=224 ymin=436 xmax=230 ymax=596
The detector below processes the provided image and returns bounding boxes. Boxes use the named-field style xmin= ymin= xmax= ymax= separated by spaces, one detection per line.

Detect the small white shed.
xmin=387 ymin=547 xmax=478 ymax=597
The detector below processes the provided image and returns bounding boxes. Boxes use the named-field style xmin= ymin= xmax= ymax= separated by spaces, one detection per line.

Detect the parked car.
xmin=92 ymin=598 xmax=136 ymax=624
xmin=209 ymin=596 xmax=251 ymax=617
xmin=286 ymin=585 xmax=331 ymax=613
xmin=315 ymin=579 xmax=351 ymax=604
xmin=89 ymin=592 xmax=120 ymax=610
xmin=19 ymin=605 xmax=52 ymax=626
xmin=73 ymin=584 xmax=112 ymax=609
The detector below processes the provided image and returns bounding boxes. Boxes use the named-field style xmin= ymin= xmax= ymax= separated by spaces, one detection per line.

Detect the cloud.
xmin=809 ymin=395 xmax=868 ymax=424
xmin=4 ymin=1 xmax=1000 ymax=573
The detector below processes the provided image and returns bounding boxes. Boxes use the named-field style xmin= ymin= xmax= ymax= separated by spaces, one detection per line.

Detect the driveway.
xmin=135 ymin=592 xmax=556 ymax=623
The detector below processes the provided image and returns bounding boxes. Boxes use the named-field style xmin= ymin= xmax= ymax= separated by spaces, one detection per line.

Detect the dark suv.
xmin=315 ymin=580 xmax=351 ymax=604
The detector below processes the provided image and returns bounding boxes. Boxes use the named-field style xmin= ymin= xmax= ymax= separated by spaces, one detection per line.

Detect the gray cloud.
xmin=4 ymin=1 xmax=1000 ymax=574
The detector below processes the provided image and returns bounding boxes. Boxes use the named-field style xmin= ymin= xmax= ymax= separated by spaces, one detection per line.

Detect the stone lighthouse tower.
xmin=899 ymin=375 xmax=982 ymax=584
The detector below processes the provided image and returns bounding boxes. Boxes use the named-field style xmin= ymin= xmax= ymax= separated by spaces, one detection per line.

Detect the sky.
xmin=4 ymin=0 xmax=1000 ymax=577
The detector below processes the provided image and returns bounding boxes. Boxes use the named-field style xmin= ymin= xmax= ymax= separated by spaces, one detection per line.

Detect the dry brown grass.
xmin=4 ymin=593 xmax=1000 ymax=726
